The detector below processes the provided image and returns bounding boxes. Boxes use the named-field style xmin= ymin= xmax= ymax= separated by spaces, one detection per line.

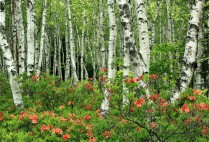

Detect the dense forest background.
xmin=0 ymin=0 xmax=209 ymax=141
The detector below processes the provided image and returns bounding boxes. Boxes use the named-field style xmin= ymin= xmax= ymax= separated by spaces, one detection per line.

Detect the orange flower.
xmin=202 ymin=125 xmax=208 ymax=137
xmin=69 ymin=113 xmax=76 ymax=118
xmin=101 ymin=67 xmax=108 ymax=72
xmin=136 ymin=75 xmax=143 ymax=81
xmin=149 ymin=74 xmax=158 ymax=79
xmin=59 ymin=105 xmax=65 ymax=109
xmin=159 ymin=98 xmax=167 ymax=107
xmin=103 ymin=130 xmax=111 ymax=139
xmin=149 ymin=94 xmax=160 ymax=101
xmin=193 ymin=89 xmax=201 ymax=95
xmin=181 ymin=103 xmax=190 ymax=113
xmin=188 ymin=96 xmax=196 ymax=101
xmin=68 ymin=101 xmax=75 ymax=105
xmin=19 ymin=111 xmax=27 ymax=120
xmin=40 ymin=125 xmax=51 ymax=132
xmin=31 ymin=75 xmax=40 ymax=81
xmin=0 ymin=112 xmax=5 ymax=121
xmin=62 ymin=133 xmax=70 ymax=141
xmin=134 ymin=98 xmax=145 ymax=108
xmin=76 ymin=118 xmax=82 ymax=124
xmin=89 ymin=137 xmax=96 ymax=142
xmin=198 ymin=102 xmax=208 ymax=111
xmin=128 ymin=78 xmax=137 ymax=83
xmin=9 ymin=114 xmax=16 ymax=119
xmin=86 ymin=105 xmax=92 ymax=110
xmin=28 ymin=114 xmax=38 ymax=124
xmin=135 ymin=126 xmax=141 ymax=132
xmin=84 ymin=115 xmax=91 ymax=121
xmin=52 ymin=128 xmax=63 ymax=135
xmin=193 ymin=117 xmax=201 ymax=123
xmin=150 ymin=122 xmax=157 ymax=129
xmin=184 ymin=118 xmax=191 ymax=125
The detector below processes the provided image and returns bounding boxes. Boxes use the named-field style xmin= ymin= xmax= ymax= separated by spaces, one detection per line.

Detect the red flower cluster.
xmin=149 ymin=74 xmax=158 ymax=79
xmin=40 ymin=125 xmax=51 ymax=132
xmin=86 ymin=105 xmax=92 ymax=110
xmin=0 ymin=112 xmax=5 ymax=121
xmin=103 ymin=130 xmax=111 ymax=139
xmin=181 ymin=103 xmax=190 ymax=113
xmin=149 ymin=94 xmax=160 ymax=101
xmin=101 ymin=67 xmax=108 ymax=72
xmin=28 ymin=114 xmax=38 ymax=124
xmin=134 ymin=98 xmax=145 ymax=108
xmin=31 ymin=75 xmax=40 ymax=81
xmin=198 ymin=102 xmax=209 ymax=111
xmin=193 ymin=89 xmax=201 ymax=95
xmin=62 ymin=133 xmax=70 ymax=141
xmin=202 ymin=126 xmax=208 ymax=137
xmin=52 ymin=128 xmax=63 ymax=135
xmin=84 ymin=115 xmax=91 ymax=121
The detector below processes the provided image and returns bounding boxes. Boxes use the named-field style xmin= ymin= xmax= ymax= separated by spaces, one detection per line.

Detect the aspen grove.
xmin=0 ymin=0 xmax=209 ymax=141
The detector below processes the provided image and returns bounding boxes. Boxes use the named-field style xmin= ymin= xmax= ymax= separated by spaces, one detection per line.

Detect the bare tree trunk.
xmin=171 ymin=0 xmax=205 ymax=101
xmin=0 ymin=0 xmax=23 ymax=108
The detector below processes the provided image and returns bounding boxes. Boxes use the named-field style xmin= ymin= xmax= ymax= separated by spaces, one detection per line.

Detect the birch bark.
xmin=37 ymin=0 xmax=47 ymax=75
xmin=0 ymin=0 xmax=23 ymax=108
xmin=171 ymin=0 xmax=205 ymax=101
xmin=26 ymin=0 xmax=35 ymax=75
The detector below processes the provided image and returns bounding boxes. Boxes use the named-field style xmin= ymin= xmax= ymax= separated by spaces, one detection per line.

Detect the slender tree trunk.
xmin=100 ymin=0 xmax=117 ymax=115
xmin=171 ymin=0 xmax=205 ymax=101
xmin=26 ymin=0 xmax=35 ymax=75
xmin=66 ymin=0 xmax=78 ymax=83
xmin=135 ymin=0 xmax=150 ymax=74
xmin=15 ymin=0 xmax=25 ymax=74
xmin=37 ymin=0 xmax=47 ymax=75
xmin=0 ymin=0 xmax=23 ymax=108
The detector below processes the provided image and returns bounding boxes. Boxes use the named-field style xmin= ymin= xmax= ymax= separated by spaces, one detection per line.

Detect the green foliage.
xmin=0 ymin=73 xmax=209 ymax=141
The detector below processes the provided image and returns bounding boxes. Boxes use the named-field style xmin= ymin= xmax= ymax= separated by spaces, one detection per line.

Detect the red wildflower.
xmin=198 ymin=102 xmax=209 ymax=111
xmin=68 ymin=101 xmax=75 ymax=105
xmin=128 ymin=78 xmax=137 ymax=83
xmin=62 ymin=133 xmax=70 ymax=141
xmin=84 ymin=115 xmax=91 ymax=121
xmin=76 ymin=118 xmax=82 ymax=124
xmin=134 ymin=98 xmax=145 ymax=108
xmin=31 ymin=75 xmax=40 ymax=81
xmin=149 ymin=74 xmax=158 ymax=79
xmin=86 ymin=105 xmax=92 ymax=110
xmin=108 ymin=86 xmax=113 ymax=93
xmin=52 ymin=128 xmax=63 ymax=135
xmin=59 ymin=105 xmax=65 ymax=109
xmin=28 ymin=114 xmax=38 ymax=124
xmin=202 ymin=126 xmax=208 ymax=137
xmin=181 ymin=103 xmax=190 ymax=113
xmin=150 ymin=122 xmax=157 ymax=129
xmin=193 ymin=89 xmax=201 ymax=95
xmin=69 ymin=113 xmax=76 ymax=118
xmin=160 ymin=98 xmax=167 ymax=107
xmin=9 ymin=114 xmax=16 ymax=119
xmin=149 ymin=94 xmax=160 ymax=101
xmin=188 ymin=96 xmax=196 ymax=101
xmin=40 ymin=125 xmax=51 ymax=132
xmin=101 ymin=67 xmax=108 ymax=72
xmin=0 ymin=112 xmax=5 ymax=121
xmin=100 ymin=76 xmax=106 ymax=82
xmin=19 ymin=111 xmax=27 ymax=120
xmin=184 ymin=118 xmax=191 ymax=125
xmin=136 ymin=75 xmax=143 ymax=81
xmin=103 ymin=131 xmax=111 ymax=139
xmin=89 ymin=137 xmax=97 ymax=142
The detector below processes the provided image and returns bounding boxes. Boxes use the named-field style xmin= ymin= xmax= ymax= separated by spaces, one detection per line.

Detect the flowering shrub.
xmin=0 ymin=72 xmax=208 ymax=141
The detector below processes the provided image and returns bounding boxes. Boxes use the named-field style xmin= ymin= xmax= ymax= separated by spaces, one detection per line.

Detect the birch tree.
xmin=100 ymin=0 xmax=117 ymax=115
xmin=66 ymin=0 xmax=78 ymax=83
xmin=37 ymin=0 xmax=47 ymax=75
xmin=15 ymin=0 xmax=25 ymax=74
xmin=0 ymin=0 xmax=23 ymax=108
xmin=26 ymin=0 xmax=36 ymax=75
xmin=171 ymin=0 xmax=205 ymax=101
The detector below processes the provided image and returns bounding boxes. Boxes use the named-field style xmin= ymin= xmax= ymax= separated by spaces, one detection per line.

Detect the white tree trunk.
xmin=37 ymin=0 xmax=47 ymax=75
xmin=171 ymin=0 xmax=205 ymax=101
xmin=15 ymin=0 xmax=25 ymax=74
xmin=100 ymin=0 xmax=117 ymax=115
xmin=45 ymin=32 xmax=50 ymax=74
xmin=135 ymin=0 xmax=150 ymax=74
xmin=0 ymin=0 xmax=23 ymax=108
xmin=26 ymin=0 xmax=35 ymax=75
xmin=66 ymin=0 xmax=78 ymax=83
